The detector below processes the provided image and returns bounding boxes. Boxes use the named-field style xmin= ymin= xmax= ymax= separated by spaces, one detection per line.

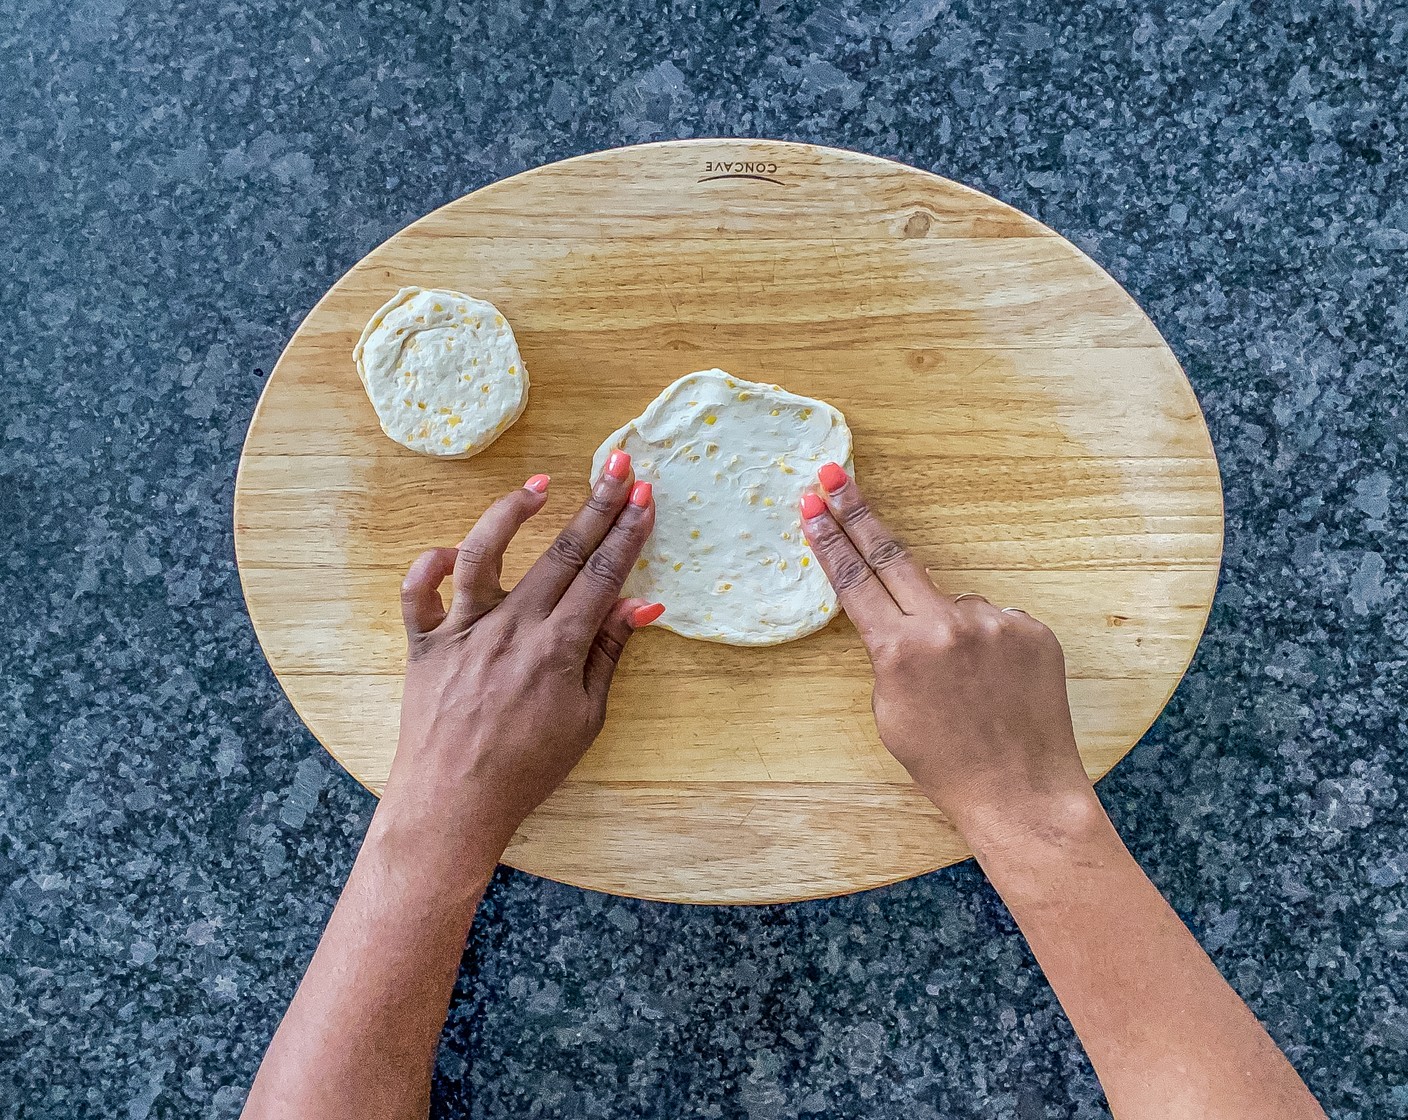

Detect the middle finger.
xmin=553 ymin=479 xmax=657 ymax=645
xmin=512 ymin=450 xmax=635 ymax=612
xmin=817 ymin=463 xmax=937 ymax=611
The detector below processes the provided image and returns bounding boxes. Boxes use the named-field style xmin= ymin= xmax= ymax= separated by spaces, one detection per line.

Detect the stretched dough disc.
xmin=354 ymin=286 xmax=529 ymax=458
xmin=592 ymin=369 xmax=854 ymax=645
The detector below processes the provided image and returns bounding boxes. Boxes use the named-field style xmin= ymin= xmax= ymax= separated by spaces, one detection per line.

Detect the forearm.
xmin=242 ymin=804 xmax=499 ymax=1120
xmin=958 ymin=793 xmax=1324 ymax=1120
xmin=242 ymin=469 xmax=657 ymax=1117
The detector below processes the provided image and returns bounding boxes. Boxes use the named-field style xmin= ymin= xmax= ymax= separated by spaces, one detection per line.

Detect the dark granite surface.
xmin=3 ymin=0 xmax=1406 ymax=1116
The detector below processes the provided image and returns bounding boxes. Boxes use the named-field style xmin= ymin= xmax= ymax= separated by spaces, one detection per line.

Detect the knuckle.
xmin=869 ymin=633 xmax=927 ymax=677
xmin=547 ymin=532 xmax=591 ymax=570
xmin=405 ymin=631 xmax=439 ymax=662
xmin=999 ymin=608 xmax=1053 ymax=640
xmin=866 ymin=537 xmax=909 ymax=569
xmin=586 ymin=491 xmax=618 ymax=515
xmin=973 ymin=614 xmax=1004 ymax=641
xmin=536 ymin=618 xmax=580 ymax=660
xmin=592 ymin=629 xmax=626 ymax=665
xmin=995 ymin=610 xmax=1025 ymax=636
xmin=976 ymin=613 xmax=1004 ymax=638
xmin=1015 ymin=610 xmax=1052 ymax=635
xmin=929 ymin=619 xmax=964 ymax=652
xmin=547 ymin=637 xmax=581 ymax=669
xmin=928 ymin=619 xmax=957 ymax=648
xmin=476 ymin=618 xmax=514 ymax=657
xmin=808 ymin=521 xmax=845 ymax=551
xmin=456 ymin=541 xmax=491 ymax=569
xmin=839 ymin=501 xmax=875 ymax=530
xmin=1029 ymin=619 xmax=1062 ymax=652
xmin=583 ymin=548 xmax=625 ymax=587
xmin=943 ymin=616 xmax=997 ymax=650
xmin=832 ymin=557 xmax=874 ymax=593
xmin=868 ymin=636 xmax=905 ymax=670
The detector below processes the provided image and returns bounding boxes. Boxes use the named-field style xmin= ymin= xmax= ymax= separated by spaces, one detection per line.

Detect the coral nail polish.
xmin=523 ymin=473 xmax=550 ymax=494
xmin=818 ymin=462 xmax=848 ymax=494
xmin=629 ymin=481 xmax=653 ymax=507
xmin=800 ymin=492 xmax=826 ymax=519
xmin=632 ymin=602 xmax=665 ymax=628
xmin=605 ymin=450 xmax=632 ymax=480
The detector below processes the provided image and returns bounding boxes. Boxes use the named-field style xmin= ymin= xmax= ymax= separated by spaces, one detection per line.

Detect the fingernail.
xmin=631 ymin=602 xmax=665 ymax=628
xmin=524 ymin=473 xmax=550 ymax=494
xmin=818 ymin=462 xmax=848 ymax=494
xmin=605 ymin=450 xmax=631 ymax=481
xmin=800 ymin=492 xmax=826 ymax=519
xmin=629 ymin=481 xmax=652 ymax=508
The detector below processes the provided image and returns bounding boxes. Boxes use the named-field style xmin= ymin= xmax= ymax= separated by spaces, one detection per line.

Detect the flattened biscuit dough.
xmin=592 ymin=370 xmax=853 ymax=645
xmin=355 ymin=287 xmax=528 ymax=458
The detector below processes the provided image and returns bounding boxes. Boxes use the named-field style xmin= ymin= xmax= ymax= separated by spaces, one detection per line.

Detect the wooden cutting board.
xmin=234 ymin=140 xmax=1222 ymax=904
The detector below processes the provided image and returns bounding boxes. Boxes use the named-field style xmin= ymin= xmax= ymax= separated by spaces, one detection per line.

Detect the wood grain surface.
xmin=233 ymin=140 xmax=1223 ymax=904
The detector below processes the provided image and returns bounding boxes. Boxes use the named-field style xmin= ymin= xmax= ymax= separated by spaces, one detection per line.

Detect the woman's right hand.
xmin=803 ymin=465 xmax=1330 ymax=1120
xmin=800 ymin=464 xmax=1097 ymax=843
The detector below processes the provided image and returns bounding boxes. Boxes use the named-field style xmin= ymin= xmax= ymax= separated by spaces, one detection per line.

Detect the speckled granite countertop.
xmin=2 ymin=1 xmax=1405 ymax=1117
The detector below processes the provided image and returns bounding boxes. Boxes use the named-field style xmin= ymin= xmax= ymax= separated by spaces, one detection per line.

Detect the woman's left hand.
xmin=377 ymin=452 xmax=661 ymax=873
xmin=243 ymin=456 xmax=661 ymax=1118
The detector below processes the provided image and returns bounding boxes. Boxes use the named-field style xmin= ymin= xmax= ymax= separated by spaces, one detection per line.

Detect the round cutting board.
xmin=234 ymin=140 xmax=1222 ymax=904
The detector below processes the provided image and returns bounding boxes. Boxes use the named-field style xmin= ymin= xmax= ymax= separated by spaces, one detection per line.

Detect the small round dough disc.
xmin=592 ymin=370 xmax=854 ymax=645
xmin=354 ymin=286 xmax=529 ymax=458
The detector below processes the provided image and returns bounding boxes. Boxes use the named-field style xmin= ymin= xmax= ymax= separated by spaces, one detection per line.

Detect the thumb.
xmin=583 ymin=598 xmax=665 ymax=701
xmin=400 ymin=548 xmax=460 ymax=637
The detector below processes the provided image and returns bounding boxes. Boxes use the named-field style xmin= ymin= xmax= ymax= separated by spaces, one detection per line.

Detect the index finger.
xmin=816 ymin=463 xmax=936 ymax=611
xmin=799 ymin=492 xmax=900 ymax=635
xmin=511 ymin=449 xmax=635 ymax=611
xmin=553 ymin=480 xmax=657 ymax=645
